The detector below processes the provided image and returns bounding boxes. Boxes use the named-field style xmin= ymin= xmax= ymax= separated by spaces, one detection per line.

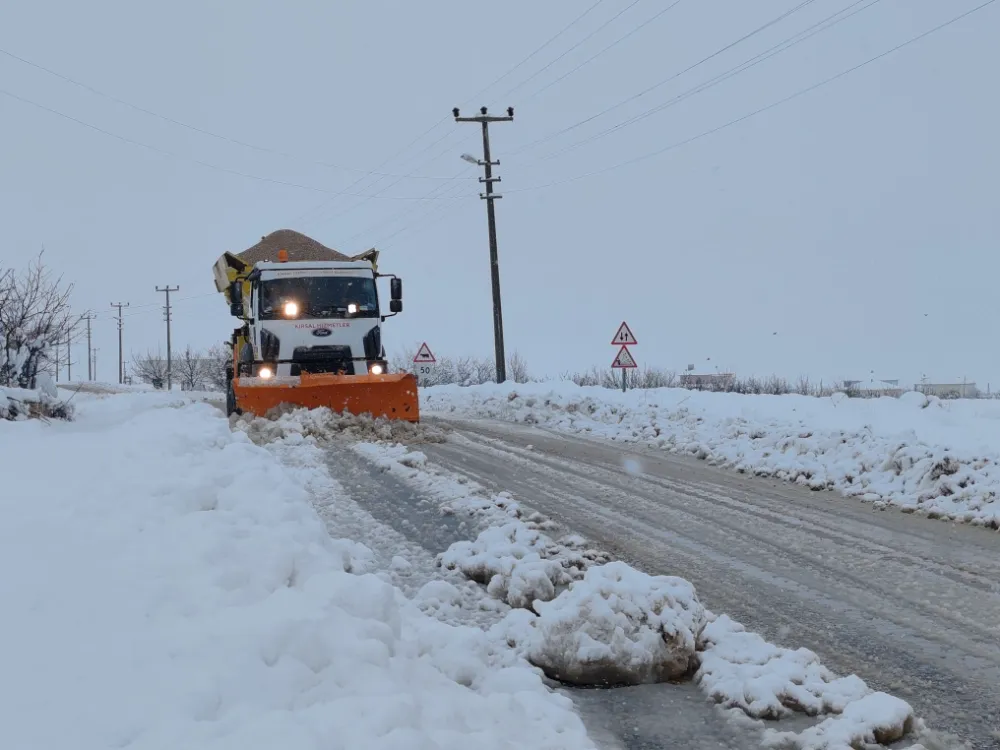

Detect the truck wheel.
xmin=226 ymin=380 xmax=240 ymax=417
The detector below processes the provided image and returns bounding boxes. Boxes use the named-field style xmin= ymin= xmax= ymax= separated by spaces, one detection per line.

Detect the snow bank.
xmin=1 ymin=373 xmax=72 ymax=420
xmin=422 ymin=381 xmax=1000 ymax=528
xmin=354 ymin=440 xmax=612 ymax=610
xmin=763 ymin=692 xmax=915 ymax=749
xmin=697 ymin=615 xmax=869 ymax=719
xmin=0 ymin=392 xmax=594 ymax=749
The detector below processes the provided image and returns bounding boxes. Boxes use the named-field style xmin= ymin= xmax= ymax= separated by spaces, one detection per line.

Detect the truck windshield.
xmin=259 ymin=276 xmax=378 ymax=319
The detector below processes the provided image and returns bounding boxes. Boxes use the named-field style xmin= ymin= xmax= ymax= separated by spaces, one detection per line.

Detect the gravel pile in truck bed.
xmin=236 ymin=229 xmax=370 ymax=265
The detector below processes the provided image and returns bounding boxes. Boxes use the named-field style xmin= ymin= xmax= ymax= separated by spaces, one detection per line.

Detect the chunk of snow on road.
xmin=0 ymin=392 xmax=595 ymax=750
xmin=422 ymin=381 xmax=1000 ymax=528
xmin=439 ymin=521 xmax=576 ymax=609
xmin=762 ymin=692 xmax=915 ymax=749
xmin=516 ymin=561 xmax=706 ymax=686
xmin=696 ymin=614 xmax=869 ymax=719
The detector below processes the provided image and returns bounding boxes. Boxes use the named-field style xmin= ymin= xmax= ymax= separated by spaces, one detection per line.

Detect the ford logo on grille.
xmin=312 ymin=328 xmax=332 ymax=337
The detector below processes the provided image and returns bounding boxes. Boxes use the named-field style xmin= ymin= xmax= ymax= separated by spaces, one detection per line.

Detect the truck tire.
xmin=226 ymin=380 xmax=240 ymax=417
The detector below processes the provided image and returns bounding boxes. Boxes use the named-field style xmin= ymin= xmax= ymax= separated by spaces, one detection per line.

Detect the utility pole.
xmin=454 ymin=105 xmax=514 ymax=383
xmin=156 ymin=285 xmax=179 ymax=390
xmin=81 ymin=312 xmax=96 ymax=381
xmin=110 ymin=302 xmax=129 ymax=384
xmin=92 ymin=348 xmax=99 ymax=382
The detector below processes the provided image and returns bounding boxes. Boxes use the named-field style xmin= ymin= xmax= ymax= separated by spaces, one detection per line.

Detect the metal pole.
xmin=622 ymin=368 xmax=627 ymax=393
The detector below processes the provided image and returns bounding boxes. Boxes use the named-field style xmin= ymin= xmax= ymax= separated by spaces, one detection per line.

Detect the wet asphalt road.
xmin=417 ymin=417 xmax=1000 ymax=750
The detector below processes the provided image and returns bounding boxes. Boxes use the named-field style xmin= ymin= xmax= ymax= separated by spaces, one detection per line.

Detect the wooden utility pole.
xmin=156 ymin=285 xmax=179 ymax=390
xmin=453 ymin=105 xmax=514 ymax=383
xmin=110 ymin=302 xmax=129 ymax=384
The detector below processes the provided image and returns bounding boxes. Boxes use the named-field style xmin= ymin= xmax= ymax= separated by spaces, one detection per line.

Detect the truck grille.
xmin=290 ymin=345 xmax=356 ymax=375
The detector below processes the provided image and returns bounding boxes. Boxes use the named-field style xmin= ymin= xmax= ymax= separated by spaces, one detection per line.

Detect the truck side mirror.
xmin=390 ymin=278 xmax=402 ymax=300
xmin=230 ymin=281 xmax=242 ymax=303
xmin=230 ymin=302 xmax=244 ymax=317
xmin=389 ymin=299 xmax=402 ymax=313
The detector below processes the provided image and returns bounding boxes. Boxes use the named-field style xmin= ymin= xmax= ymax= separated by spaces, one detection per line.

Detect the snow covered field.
xmin=421 ymin=381 xmax=1000 ymax=529
xmin=0 ymin=393 xmax=593 ymax=750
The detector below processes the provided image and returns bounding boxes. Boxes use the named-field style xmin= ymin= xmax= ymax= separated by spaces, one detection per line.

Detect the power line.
xmin=493 ymin=0 xmax=644 ymax=104
xmin=507 ymin=0 xmax=997 ymax=194
xmin=288 ymin=2 xmax=611 ymax=230
xmin=521 ymin=0 xmax=686 ymax=104
xmin=341 ymin=166 xmax=472 ymax=248
xmin=508 ymin=0 xmax=820 ymax=156
xmin=536 ymin=0 xmax=883 ymax=162
xmin=0 ymin=86 xmax=475 ymax=201
xmin=469 ymin=0 xmax=608 ymax=102
xmin=0 ymin=46 xmax=471 ymax=182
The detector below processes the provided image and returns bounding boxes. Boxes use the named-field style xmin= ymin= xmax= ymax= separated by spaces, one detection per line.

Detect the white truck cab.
xmin=227 ymin=259 xmax=403 ymax=379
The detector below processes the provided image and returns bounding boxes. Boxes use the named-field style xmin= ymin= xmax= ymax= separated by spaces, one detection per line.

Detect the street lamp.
xmin=460 ymin=153 xmax=480 ymax=165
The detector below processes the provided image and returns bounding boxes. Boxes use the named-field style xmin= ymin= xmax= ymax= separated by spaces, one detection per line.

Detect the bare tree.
xmin=176 ymin=346 xmax=207 ymax=391
xmin=131 ymin=350 xmax=169 ymax=388
xmin=507 ymin=350 xmax=530 ymax=384
xmin=204 ymin=343 xmax=232 ymax=390
xmin=0 ymin=252 xmax=75 ymax=388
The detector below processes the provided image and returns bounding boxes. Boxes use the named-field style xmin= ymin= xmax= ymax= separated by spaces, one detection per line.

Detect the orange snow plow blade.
xmin=233 ymin=372 xmax=419 ymax=422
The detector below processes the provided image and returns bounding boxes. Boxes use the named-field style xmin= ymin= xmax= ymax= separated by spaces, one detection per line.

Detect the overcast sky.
xmin=2 ymin=0 xmax=997 ymax=387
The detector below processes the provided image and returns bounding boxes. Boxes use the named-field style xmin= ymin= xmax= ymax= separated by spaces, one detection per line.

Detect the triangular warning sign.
xmin=611 ymin=321 xmax=638 ymax=346
xmin=413 ymin=342 xmax=436 ymax=363
xmin=611 ymin=345 xmax=637 ymax=369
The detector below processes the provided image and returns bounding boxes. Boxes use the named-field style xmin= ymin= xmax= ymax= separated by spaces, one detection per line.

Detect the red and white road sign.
xmin=413 ymin=342 xmax=436 ymax=364
xmin=611 ymin=321 xmax=638 ymax=346
xmin=611 ymin=345 xmax=637 ymax=369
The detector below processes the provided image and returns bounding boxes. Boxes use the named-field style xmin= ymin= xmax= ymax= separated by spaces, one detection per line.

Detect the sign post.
xmin=610 ymin=322 xmax=638 ymax=392
xmin=412 ymin=342 xmax=437 ymax=386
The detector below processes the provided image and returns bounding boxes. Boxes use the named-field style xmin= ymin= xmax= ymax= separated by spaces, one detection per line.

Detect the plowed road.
xmin=421 ymin=417 xmax=1000 ymax=750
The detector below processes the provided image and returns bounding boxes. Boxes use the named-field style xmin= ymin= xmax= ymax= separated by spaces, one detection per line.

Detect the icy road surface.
xmin=420 ymin=417 xmax=1000 ymax=750
xmin=322 ymin=444 xmax=764 ymax=750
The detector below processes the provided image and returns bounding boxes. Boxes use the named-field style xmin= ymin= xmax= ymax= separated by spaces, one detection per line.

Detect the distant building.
xmin=842 ymin=379 xmax=905 ymax=398
xmin=916 ymin=382 xmax=978 ymax=399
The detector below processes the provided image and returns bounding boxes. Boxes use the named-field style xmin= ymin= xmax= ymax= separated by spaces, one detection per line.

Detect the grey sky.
xmin=2 ymin=0 xmax=996 ymax=386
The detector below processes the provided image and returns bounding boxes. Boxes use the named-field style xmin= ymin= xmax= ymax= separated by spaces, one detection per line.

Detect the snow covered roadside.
xmin=422 ymin=382 xmax=1000 ymax=529
xmin=2 ymin=373 xmax=72 ymax=420
xmin=355 ymin=437 xmax=928 ymax=750
xmin=0 ymin=393 xmax=594 ymax=749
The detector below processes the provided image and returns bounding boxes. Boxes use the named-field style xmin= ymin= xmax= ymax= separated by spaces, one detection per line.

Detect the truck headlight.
xmin=369 ymin=363 xmax=384 ymax=375
xmin=283 ymin=301 xmax=299 ymax=317
xmin=258 ymin=366 xmax=274 ymax=379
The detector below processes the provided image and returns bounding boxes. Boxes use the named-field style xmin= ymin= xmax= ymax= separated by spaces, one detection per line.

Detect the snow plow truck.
xmin=213 ymin=229 xmax=419 ymax=421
